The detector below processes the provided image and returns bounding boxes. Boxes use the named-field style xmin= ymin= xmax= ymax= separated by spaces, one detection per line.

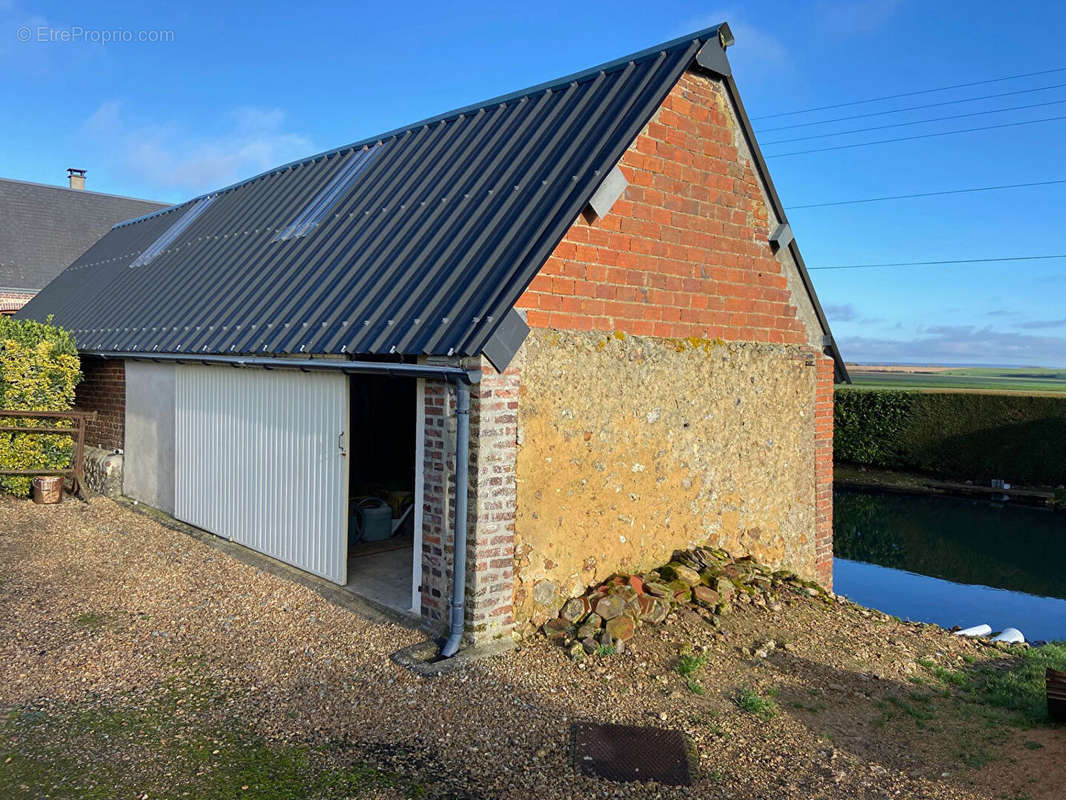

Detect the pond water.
xmin=833 ymin=487 xmax=1066 ymax=642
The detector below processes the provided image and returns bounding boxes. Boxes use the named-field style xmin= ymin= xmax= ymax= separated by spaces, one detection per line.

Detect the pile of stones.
xmin=541 ymin=547 xmax=826 ymax=659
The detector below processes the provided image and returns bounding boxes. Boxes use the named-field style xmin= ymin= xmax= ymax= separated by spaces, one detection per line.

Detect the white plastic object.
xmin=992 ymin=627 xmax=1025 ymax=644
xmin=955 ymin=624 xmax=992 ymax=637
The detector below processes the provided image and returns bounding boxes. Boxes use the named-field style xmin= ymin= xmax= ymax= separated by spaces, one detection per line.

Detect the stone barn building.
xmin=20 ymin=23 xmax=846 ymax=651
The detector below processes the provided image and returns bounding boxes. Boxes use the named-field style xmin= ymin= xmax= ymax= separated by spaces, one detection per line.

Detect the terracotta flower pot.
xmin=31 ymin=476 xmax=63 ymax=504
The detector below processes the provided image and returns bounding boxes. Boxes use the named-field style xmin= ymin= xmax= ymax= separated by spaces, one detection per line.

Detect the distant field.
xmin=843 ymin=365 xmax=1066 ymax=394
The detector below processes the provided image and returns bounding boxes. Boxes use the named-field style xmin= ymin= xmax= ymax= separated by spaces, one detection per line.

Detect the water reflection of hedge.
xmin=834 ymin=489 xmax=1066 ymax=599
xmin=835 ymin=390 xmax=1066 ymax=486
xmin=833 ymin=491 xmax=906 ymax=567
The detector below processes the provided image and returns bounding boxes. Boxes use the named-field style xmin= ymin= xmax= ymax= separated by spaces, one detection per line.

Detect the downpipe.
xmin=440 ymin=381 xmax=471 ymax=658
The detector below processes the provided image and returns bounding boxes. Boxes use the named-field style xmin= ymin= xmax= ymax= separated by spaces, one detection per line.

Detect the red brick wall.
xmin=75 ymin=356 xmax=125 ymax=451
xmin=814 ymin=353 xmax=835 ymax=589
xmin=516 ymin=71 xmax=810 ymax=349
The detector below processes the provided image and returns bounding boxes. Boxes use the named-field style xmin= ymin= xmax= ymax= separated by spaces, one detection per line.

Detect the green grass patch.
xmin=918 ymin=658 xmax=972 ymax=688
xmin=675 ymin=650 xmax=707 ymax=694
xmin=72 ymin=612 xmax=108 ymax=630
xmin=734 ymin=688 xmax=777 ymax=720
xmin=675 ymin=653 xmax=705 ymax=679
xmin=788 ymin=700 xmax=827 ymax=713
xmin=0 ymin=683 xmax=419 ymax=799
xmin=918 ymin=643 xmax=1066 ymax=726
xmin=885 ymin=695 xmax=935 ymax=728
xmin=968 ymin=643 xmax=1066 ymax=723
xmin=845 ymin=367 xmax=1066 ymax=394
xmin=957 ymin=747 xmax=992 ymax=769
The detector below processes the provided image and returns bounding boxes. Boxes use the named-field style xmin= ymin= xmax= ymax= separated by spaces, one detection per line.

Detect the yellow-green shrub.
xmin=0 ymin=317 xmax=82 ymax=497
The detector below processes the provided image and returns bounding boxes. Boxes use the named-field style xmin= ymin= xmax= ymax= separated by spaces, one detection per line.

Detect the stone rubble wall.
xmin=514 ymin=329 xmax=820 ymax=629
xmin=83 ymin=444 xmax=123 ymax=497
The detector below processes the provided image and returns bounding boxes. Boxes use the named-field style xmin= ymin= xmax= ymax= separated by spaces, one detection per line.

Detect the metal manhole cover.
xmin=570 ymin=721 xmax=697 ymax=785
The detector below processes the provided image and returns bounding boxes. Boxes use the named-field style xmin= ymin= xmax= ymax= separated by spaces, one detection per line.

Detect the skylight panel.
xmin=129 ymin=194 xmax=217 ymax=268
xmin=275 ymin=144 xmax=382 ymax=241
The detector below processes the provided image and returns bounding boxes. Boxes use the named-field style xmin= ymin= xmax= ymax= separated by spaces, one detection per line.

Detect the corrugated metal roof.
xmin=19 ymin=23 xmax=845 ymax=379
xmin=19 ymin=27 xmax=725 ymax=358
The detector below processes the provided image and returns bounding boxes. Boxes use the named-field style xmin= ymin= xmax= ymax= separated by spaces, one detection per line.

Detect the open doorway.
xmin=344 ymin=373 xmax=422 ymax=615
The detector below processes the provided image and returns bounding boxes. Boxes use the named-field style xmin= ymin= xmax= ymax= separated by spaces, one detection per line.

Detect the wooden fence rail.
xmin=0 ymin=409 xmax=97 ymax=498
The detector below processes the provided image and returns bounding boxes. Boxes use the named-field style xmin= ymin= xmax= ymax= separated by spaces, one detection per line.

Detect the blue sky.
xmin=1 ymin=0 xmax=1064 ymax=366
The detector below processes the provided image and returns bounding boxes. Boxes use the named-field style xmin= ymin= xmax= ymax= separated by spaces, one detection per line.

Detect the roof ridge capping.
xmin=109 ymin=22 xmax=734 ymax=231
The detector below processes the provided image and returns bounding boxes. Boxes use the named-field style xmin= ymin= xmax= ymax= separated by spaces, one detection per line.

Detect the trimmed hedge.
xmin=834 ymin=389 xmax=1066 ymax=487
xmin=0 ymin=317 xmax=82 ymax=497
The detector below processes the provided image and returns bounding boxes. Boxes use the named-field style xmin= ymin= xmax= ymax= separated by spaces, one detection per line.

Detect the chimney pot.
xmin=67 ymin=168 xmax=86 ymax=190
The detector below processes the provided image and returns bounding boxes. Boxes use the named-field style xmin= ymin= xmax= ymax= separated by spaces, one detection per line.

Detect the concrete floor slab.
xmin=346 ymin=545 xmax=414 ymax=615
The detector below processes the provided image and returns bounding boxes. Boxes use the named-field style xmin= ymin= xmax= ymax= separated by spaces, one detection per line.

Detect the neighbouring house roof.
xmin=19 ymin=23 xmax=845 ymax=378
xmin=0 ymin=178 xmax=168 ymax=293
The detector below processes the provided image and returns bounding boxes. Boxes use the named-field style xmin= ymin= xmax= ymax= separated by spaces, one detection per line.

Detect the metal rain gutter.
xmin=88 ymin=350 xmax=479 ymax=658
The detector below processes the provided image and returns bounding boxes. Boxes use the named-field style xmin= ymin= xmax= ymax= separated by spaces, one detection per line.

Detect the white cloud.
xmin=0 ymin=5 xmax=51 ymax=66
xmin=838 ymin=324 xmax=1066 ymax=367
xmin=680 ymin=11 xmax=790 ymax=81
xmin=1016 ymin=318 xmax=1066 ymax=330
xmin=724 ymin=19 xmax=789 ymax=72
xmin=82 ymin=99 xmax=122 ymax=134
xmin=80 ymin=101 xmax=313 ymax=195
xmin=814 ymin=0 xmax=906 ymax=37
xmin=824 ymin=302 xmax=857 ymax=321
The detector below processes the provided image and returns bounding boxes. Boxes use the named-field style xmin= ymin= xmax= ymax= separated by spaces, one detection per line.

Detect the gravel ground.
xmin=1 ymin=495 xmax=1062 ymax=799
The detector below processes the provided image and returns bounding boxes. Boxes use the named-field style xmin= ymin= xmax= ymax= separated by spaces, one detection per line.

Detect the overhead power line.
xmin=808 ymin=254 xmax=1066 ymax=271
xmin=787 ymin=179 xmax=1066 ymax=209
xmin=762 ymin=98 xmax=1066 ymax=145
xmin=763 ymin=113 xmax=1066 ymax=157
xmin=757 ymin=81 xmax=1066 ymax=132
xmin=751 ymin=66 xmax=1066 ymax=121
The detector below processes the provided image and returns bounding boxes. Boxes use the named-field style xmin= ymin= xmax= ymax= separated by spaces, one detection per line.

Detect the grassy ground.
xmin=3 ymin=495 xmax=1066 ymax=799
xmin=1 ymin=680 xmax=413 ymax=799
xmin=843 ymin=366 xmax=1066 ymax=394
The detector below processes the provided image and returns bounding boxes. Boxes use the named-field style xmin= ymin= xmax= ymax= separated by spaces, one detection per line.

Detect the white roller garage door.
xmin=174 ymin=365 xmax=349 ymax=584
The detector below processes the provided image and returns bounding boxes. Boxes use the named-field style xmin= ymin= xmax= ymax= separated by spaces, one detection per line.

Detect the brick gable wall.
xmin=516 ymin=72 xmax=816 ymax=350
